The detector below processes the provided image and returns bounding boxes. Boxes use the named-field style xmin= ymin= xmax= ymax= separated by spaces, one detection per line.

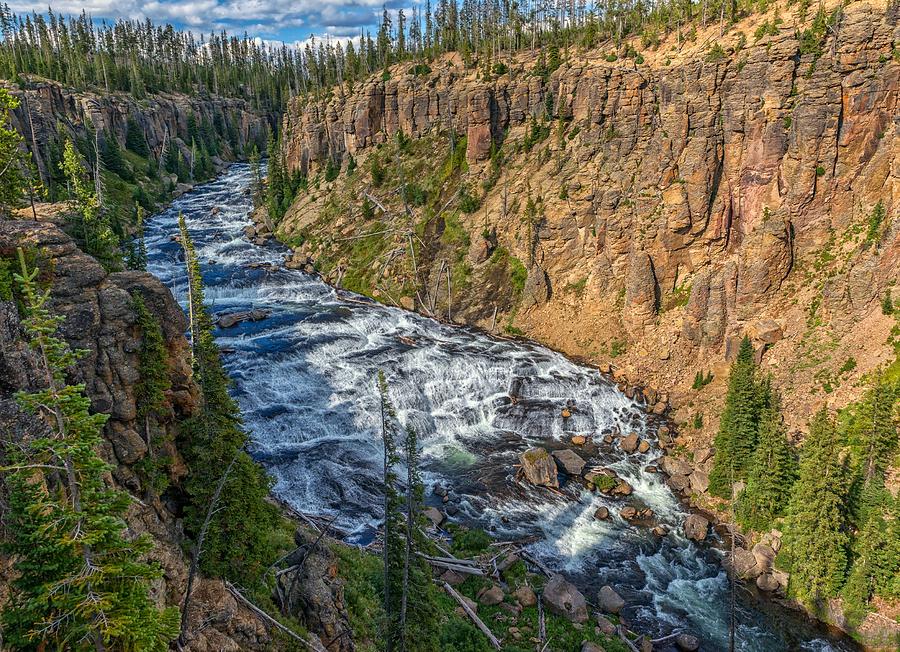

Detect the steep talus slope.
xmin=0 ymin=220 xmax=278 ymax=651
xmin=278 ymin=1 xmax=899 ymax=434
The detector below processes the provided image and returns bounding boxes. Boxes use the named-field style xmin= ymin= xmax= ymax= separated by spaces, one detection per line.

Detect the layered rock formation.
xmin=279 ymin=1 xmax=899 ymax=432
xmin=0 ymin=220 xmax=274 ymax=651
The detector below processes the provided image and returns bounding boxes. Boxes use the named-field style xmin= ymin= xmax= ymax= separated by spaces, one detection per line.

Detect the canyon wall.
xmin=279 ymin=1 xmax=899 ymax=431
xmin=0 ymin=220 xmax=278 ymax=651
xmin=8 ymin=77 xmax=272 ymax=181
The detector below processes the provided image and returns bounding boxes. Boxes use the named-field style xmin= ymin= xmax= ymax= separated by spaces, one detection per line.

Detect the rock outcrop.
xmin=0 ymin=220 xmax=277 ymax=651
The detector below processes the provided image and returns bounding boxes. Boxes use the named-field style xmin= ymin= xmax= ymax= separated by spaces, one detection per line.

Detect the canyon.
xmin=278 ymin=0 xmax=899 ymax=440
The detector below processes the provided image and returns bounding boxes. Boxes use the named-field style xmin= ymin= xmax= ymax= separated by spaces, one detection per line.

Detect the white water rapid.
xmin=145 ymin=165 xmax=856 ymax=652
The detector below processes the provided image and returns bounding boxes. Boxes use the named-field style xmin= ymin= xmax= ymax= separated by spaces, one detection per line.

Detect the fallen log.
xmin=519 ymin=550 xmax=553 ymax=577
xmin=225 ymin=580 xmax=327 ymax=651
xmin=649 ymin=631 xmax=682 ymax=646
xmin=440 ymin=582 xmax=501 ymax=650
xmin=418 ymin=554 xmax=485 ymax=575
xmin=616 ymin=625 xmax=640 ymax=652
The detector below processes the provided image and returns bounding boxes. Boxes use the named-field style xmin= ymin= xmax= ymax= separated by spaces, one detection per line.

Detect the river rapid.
xmin=145 ymin=165 xmax=857 ymax=652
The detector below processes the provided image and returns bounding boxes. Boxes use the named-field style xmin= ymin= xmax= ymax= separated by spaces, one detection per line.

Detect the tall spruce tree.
xmin=1 ymin=249 xmax=179 ymax=650
xmin=377 ymin=373 xmax=440 ymax=652
xmin=0 ymin=88 xmax=32 ymax=217
xmin=176 ymin=215 xmax=280 ymax=585
xmin=841 ymin=498 xmax=900 ymax=624
xmin=781 ymin=407 xmax=851 ymax=606
xmin=735 ymin=389 xmax=797 ymax=531
xmin=132 ymin=292 xmax=171 ymax=444
xmin=378 ymin=371 xmax=406 ymax=652
xmin=61 ymin=140 xmax=120 ymax=269
xmin=709 ymin=336 xmax=764 ymax=497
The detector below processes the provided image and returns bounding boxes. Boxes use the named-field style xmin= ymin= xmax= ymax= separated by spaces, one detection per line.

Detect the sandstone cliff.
xmin=278 ymin=0 xmax=899 ymax=437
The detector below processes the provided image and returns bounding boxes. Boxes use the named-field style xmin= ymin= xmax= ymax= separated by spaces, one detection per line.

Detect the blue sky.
xmin=7 ymin=0 xmax=413 ymax=46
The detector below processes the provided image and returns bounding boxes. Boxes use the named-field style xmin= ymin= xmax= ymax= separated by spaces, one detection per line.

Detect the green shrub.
xmin=409 ymin=63 xmax=432 ymax=76
xmin=692 ymin=370 xmax=714 ymax=390
xmin=450 ymin=527 xmax=492 ymax=557
xmin=705 ymin=43 xmax=726 ymax=62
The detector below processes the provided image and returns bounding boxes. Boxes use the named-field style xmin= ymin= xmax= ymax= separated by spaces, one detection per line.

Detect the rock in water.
xmin=620 ymin=432 xmax=640 ymax=453
xmin=518 ymin=447 xmax=559 ymax=488
xmin=542 ymin=575 xmax=589 ymax=623
xmin=216 ymin=308 xmax=270 ymax=328
xmin=594 ymin=506 xmax=610 ymax=520
xmin=597 ymin=585 xmax=625 ymax=614
xmin=552 ymin=448 xmax=586 ymax=475
xmin=683 ymin=514 xmax=709 ymax=541
xmin=423 ymin=507 xmax=445 ymax=528
xmin=676 ymin=633 xmax=701 ymax=651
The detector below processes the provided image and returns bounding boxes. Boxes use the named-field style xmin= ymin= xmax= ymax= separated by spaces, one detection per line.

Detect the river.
xmin=145 ymin=164 xmax=857 ymax=652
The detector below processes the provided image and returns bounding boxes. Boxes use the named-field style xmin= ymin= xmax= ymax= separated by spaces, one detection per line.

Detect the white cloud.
xmin=6 ymin=0 xmax=410 ymax=40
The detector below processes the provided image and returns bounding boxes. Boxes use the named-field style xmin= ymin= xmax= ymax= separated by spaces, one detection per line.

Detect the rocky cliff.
xmin=278 ymin=0 xmax=899 ymax=437
xmin=8 ymin=77 xmax=272 ymax=186
xmin=0 ymin=219 xmax=280 ymax=651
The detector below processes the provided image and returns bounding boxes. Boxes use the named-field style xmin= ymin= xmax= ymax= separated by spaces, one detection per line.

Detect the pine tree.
xmin=0 ymin=88 xmax=32 ymax=217
xmin=1 ymin=249 xmax=179 ymax=650
xmin=735 ymin=389 xmax=797 ymax=531
xmin=61 ymin=140 xmax=120 ymax=269
xmin=177 ymin=216 xmax=280 ymax=584
xmin=780 ymin=408 xmax=851 ymax=606
xmin=847 ymin=376 xmax=898 ymax=483
xmin=376 ymin=373 xmax=441 ymax=652
xmin=126 ymin=205 xmax=149 ymax=271
xmin=125 ymin=115 xmax=151 ymax=157
xmin=132 ymin=292 xmax=171 ymax=443
xmin=378 ymin=371 xmax=405 ymax=652
xmin=841 ymin=498 xmax=900 ymax=624
xmin=709 ymin=336 xmax=763 ymax=497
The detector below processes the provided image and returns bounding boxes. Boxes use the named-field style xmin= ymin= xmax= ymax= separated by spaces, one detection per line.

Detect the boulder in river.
xmin=542 ymin=575 xmax=588 ymax=623
xmin=593 ymin=506 xmax=610 ymax=520
xmin=519 ymin=448 xmax=559 ymax=488
xmin=683 ymin=514 xmax=709 ymax=541
xmin=620 ymin=432 xmax=640 ymax=453
xmin=676 ymin=633 xmax=701 ymax=651
xmin=611 ymin=480 xmax=634 ymax=496
xmin=637 ymin=439 xmax=651 ymax=454
xmin=570 ymin=434 xmax=586 ymax=445
xmin=597 ymin=585 xmax=625 ymax=614
xmin=620 ymin=506 xmax=638 ymax=520
xmin=424 ymin=507 xmax=445 ymax=528
xmin=552 ymin=449 xmax=586 ymax=475
xmin=217 ymin=308 xmax=270 ymax=328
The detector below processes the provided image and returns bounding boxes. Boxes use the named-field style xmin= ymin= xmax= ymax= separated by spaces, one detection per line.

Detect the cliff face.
xmin=279 ymin=1 xmax=899 ymax=432
xmin=9 ymin=78 xmax=272 ymax=183
xmin=0 ymin=220 xmax=276 ymax=651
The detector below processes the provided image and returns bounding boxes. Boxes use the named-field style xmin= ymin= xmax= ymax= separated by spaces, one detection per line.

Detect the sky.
xmin=6 ymin=0 xmax=414 ymax=46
